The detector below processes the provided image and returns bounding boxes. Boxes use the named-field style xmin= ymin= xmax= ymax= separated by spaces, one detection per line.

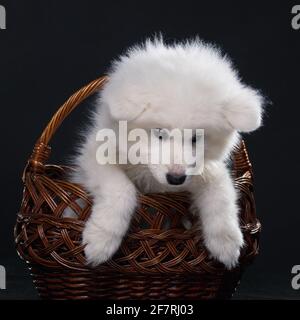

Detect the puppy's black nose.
xmin=166 ymin=174 xmax=186 ymax=185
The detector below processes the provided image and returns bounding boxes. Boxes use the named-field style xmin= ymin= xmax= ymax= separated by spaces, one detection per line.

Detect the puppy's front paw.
xmin=204 ymin=225 xmax=244 ymax=269
xmin=82 ymin=219 xmax=122 ymax=267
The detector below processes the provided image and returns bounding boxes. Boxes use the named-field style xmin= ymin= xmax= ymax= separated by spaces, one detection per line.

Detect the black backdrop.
xmin=0 ymin=0 xmax=299 ymax=299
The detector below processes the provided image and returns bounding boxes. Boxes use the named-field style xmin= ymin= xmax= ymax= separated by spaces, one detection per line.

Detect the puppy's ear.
xmin=108 ymin=100 xmax=145 ymax=122
xmin=101 ymin=82 xmax=146 ymax=121
xmin=224 ymin=86 xmax=264 ymax=132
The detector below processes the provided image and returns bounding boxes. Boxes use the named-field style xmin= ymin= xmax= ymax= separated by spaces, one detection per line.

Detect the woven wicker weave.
xmin=15 ymin=76 xmax=261 ymax=300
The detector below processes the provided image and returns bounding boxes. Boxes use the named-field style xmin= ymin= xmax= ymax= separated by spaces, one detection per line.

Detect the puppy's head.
xmin=99 ymin=38 xmax=264 ymax=187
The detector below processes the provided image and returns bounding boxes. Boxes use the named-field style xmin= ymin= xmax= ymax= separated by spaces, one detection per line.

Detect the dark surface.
xmin=0 ymin=0 xmax=300 ymax=299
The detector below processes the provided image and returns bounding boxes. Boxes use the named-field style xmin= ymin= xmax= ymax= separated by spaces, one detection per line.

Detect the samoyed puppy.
xmin=71 ymin=39 xmax=264 ymax=269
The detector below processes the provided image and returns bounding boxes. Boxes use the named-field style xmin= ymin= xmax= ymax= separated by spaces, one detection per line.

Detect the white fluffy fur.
xmin=71 ymin=39 xmax=263 ymax=268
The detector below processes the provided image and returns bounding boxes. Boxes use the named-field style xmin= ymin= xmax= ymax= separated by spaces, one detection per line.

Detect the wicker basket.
xmin=15 ymin=77 xmax=261 ymax=300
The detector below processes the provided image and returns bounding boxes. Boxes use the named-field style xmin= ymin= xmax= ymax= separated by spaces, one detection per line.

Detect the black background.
xmin=0 ymin=0 xmax=299 ymax=299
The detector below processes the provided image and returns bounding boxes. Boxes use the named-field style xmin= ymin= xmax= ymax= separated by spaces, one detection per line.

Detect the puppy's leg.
xmin=190 ymin=163 xmax=244 ymax=269
xmin=81 ymin=165 xmax=137 ymax=266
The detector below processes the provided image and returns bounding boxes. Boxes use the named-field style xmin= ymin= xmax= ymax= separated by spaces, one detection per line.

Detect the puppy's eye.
xmin=158 ymin=130 xmax=163 ymax=140
xmin=153 ymin=128 xmax=168 ymax=140
xmin=192 ymin=134 xmax=197 ymax=144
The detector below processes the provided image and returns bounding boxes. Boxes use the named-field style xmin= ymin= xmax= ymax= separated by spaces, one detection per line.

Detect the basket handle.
xmin=26 ymin=76 xmax=108 ymax=174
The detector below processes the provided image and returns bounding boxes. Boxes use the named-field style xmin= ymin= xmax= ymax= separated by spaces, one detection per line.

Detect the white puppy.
xmin=72 ymin=39 xmax=263 ymax=269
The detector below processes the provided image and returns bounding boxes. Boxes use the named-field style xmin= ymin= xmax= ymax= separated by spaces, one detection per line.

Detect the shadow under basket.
xmin=14 ymin=77 xmax=261 ymax=300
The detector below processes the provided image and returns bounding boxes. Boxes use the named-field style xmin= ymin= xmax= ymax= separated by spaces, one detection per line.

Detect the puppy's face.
xmin=133 ymin=127 xmax=203 ymax=187
xmin=101 ymin=40 xmax=264 ymax=187
xmin=128 ymin=129 xmax=238 ymax=188
xmin=118 ymin=124 xmax=236 ymax=188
